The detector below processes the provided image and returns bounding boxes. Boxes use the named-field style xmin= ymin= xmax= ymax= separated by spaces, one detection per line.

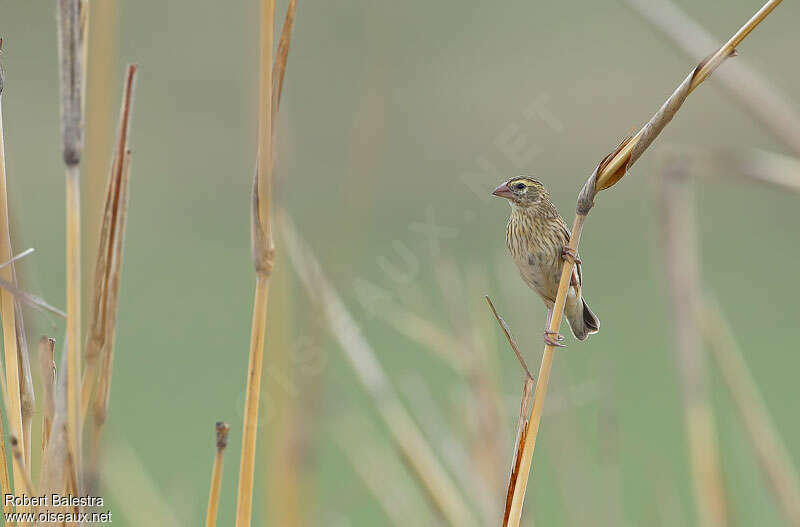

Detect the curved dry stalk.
xmin=502 ymin=2 xmax=782 ymax=525
xmin=280 ymin=213 xmax=477 ymax=527
xmin=591 ymin=0 xmax=783 ymax=192
xmin=624 ymin=0 xmax=800 ymax=156
xmin=235 ymin=1 xmax=296 ymax=525
xmin=206 ymin=422 xmax=230 ymax=527
xmin=697 ymin=298 xmax=800 ymax=525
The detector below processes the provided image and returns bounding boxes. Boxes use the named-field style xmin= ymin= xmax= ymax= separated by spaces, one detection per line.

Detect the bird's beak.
xmin=492 ymin=182 xmax=513 ymax=199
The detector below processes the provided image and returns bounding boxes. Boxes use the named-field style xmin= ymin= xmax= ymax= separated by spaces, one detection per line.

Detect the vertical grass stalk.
xmin=0 ymin=39 xmax=25 ymax=501
xmin=57 ymin=0 xmax=87 ymax=484
xmin=235 ymin=1 xmax=296 ymax=524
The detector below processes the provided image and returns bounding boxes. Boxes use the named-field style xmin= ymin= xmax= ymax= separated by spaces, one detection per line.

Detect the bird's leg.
xmin=561 ymin=246 xmax=581 ymax=265
xmin=543 ymin=307 xmax=566 ymax=348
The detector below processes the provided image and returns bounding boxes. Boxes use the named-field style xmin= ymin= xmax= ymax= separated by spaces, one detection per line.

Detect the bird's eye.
xmin=515 ymin=183 xmax=526 ymax=190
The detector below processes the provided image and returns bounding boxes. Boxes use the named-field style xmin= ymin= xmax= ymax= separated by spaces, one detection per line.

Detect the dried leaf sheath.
xmin=82 ymin=65 xmax=137 ymax=424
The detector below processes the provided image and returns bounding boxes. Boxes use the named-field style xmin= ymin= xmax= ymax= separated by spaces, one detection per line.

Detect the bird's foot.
xmin=561 ymin=246 xmax=581 ymax=265
xmin=543 ymin=330 xmax=566 ymax=348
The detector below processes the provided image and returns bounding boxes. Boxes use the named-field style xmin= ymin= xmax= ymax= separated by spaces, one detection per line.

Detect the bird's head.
xmin=492 ymin=176 xmax=548 ymax=209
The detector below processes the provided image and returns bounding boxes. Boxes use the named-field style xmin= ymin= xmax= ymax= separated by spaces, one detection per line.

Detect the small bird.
xmin=492 ymin=176 xmax=599 ymax=346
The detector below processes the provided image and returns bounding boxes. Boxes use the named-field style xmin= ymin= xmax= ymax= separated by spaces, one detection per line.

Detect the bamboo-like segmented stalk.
xmin=235 ymin=0 xmax=274 ymax=515
xmin=0 ymin=43 xmax=25 ymax=502
xmin=697 ymin=299 xmax=800 ymax=525
xmin=502 ymin=3 xmax=782 ymax=524
xmin=206 ymin=422 xmax=230 ymax=527
xmin=236 ymin=0 xmax=296 ymax=524
xmin=658 ymin=162 xmax=727 ymax=526
xmin=57 ymin=0 xmax=86 ymax=488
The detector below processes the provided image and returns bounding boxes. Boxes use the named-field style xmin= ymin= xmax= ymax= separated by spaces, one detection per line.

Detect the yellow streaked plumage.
xmin=493 ymin=176 xmax=599 ymax=344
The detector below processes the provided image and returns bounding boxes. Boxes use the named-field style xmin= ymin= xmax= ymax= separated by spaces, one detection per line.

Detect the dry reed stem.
xmin=503 ymin=3 xmax=781 ymax=524
xmin=504 ymin=378 xmax=534 ymax=526
xmin=58 ymin=0 xmax=86 ymax=486
xmin=237 ymin=0 xmax=276 ymax=520
xmin=280 ymin=214 xmax=476 ymax=527
xmin=82 ymin=64 xmax=137 ymax=426
xmin=697 ymin=298 xmax=800 ymax=525
xmin=658 ymin=160 xmax=728 ymax=526
xmin=40 ymin=337 xmax=57 ymax=454
xmin=624 ymin=0 xmax=800 ymax=157
xmin=0 ymin=40 xmax=27 ymax=500
xmin=236 ymin=1 xmax=296 ymax=524
xmin=206 ymin=421 xmax=230 ymax=527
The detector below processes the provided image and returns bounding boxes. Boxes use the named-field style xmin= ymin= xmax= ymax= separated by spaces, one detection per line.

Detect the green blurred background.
xmin=1 ymin=0 xmax=799 ymax=525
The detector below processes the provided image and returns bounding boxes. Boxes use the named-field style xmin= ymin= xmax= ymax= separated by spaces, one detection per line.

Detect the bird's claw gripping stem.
xmin=543 ymin=330 xmax=566 ymax=348
xmin=561 ymin=246 xmax=581 ymax=265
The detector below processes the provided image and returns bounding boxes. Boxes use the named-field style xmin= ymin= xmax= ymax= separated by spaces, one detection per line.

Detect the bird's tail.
xmin=566 ymin=295 xmax=599 ymax=341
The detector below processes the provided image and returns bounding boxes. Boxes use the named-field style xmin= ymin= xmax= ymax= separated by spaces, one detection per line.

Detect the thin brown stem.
xmin=206 ymin=421 xmax=230 ymax=527
xmin=485 ymin=296 xmax=532 ymax=380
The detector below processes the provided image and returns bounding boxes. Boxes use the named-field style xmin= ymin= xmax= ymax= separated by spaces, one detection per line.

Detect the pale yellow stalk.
xmin=0 ymin=46 xmax=24 ymax=502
